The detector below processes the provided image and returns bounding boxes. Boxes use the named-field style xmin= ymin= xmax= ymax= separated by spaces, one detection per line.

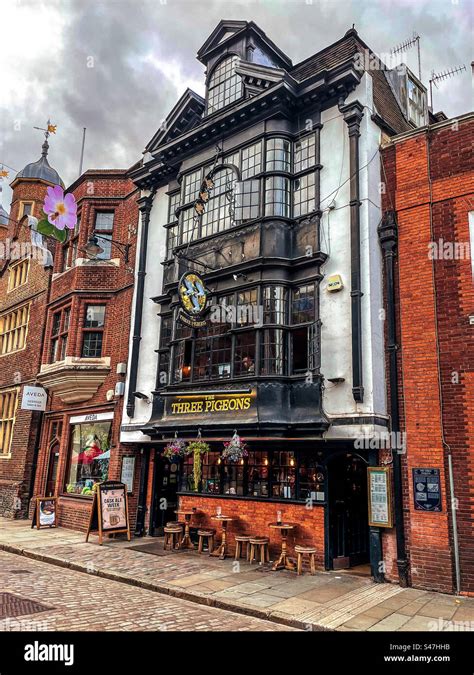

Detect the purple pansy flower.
xmin=43 ymin=185 xmax=77 ymax=230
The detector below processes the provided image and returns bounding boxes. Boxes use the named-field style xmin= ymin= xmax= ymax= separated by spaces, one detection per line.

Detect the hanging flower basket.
xmin=186 ymin=439 xmax=210 ymax=491
xmin=163 ymin=439 xmax=187 ymax=461
xmin=222 ymin=432 xmax=248 ymax=463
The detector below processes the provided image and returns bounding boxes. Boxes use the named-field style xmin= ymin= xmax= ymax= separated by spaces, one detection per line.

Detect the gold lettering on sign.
xmin=170 ymin=396 xmax=252 ymax=415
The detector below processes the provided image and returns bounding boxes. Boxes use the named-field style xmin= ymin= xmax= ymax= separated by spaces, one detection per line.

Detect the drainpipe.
xmin=135 ymin=447 xmax=150 ymax=537
xmin=378 ymin=211 xmax=409 ymax=587
xmin=339 ymin=100 xmax=364 ymax=403
xmin=126 ymin=189 xmax=156 ymax=418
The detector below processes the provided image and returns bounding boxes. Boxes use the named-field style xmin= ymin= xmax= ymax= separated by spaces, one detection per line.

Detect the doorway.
xmin=327 ymin=452 xmax=369 ymax=569
xmin=45 ymin=441 xmax=60 ymax=497
xmin=149 ymin=450 xmax=180 ymax=536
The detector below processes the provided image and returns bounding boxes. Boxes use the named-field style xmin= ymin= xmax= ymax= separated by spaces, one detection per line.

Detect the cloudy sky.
xmin=0 ymin=0 xmax=472 ymax=209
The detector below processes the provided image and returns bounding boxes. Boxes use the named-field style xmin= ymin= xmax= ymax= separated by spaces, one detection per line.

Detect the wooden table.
xmin=210 ymin=516 xmax=234 ymax=559
xmin=269 ymin=522 xmax=296 ymax=571
xmin=175 ymin=509 xmax=196 ymax=550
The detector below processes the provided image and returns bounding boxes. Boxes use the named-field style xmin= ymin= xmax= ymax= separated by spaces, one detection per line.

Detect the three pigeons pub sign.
xmin=178 ymin=271 xmax=209 ymax=328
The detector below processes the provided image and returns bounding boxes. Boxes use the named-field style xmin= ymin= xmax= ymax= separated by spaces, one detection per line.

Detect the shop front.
xmin=35 ymin=409 xmax=140 ymax=531
xmin=141 ymin=386 xmax=371 ymax=573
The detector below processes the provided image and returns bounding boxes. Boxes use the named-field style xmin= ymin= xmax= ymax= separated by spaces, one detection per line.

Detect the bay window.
xmin=293 ymin=172 xmax=316 ymax=217
xmin=235 ymin=331 xmax=257 ymax=376
xmin=241 ymin=141 xmax=263 ymax=179
xmin=266 ymin=138 xmax=291 ymax=172
xmin=294 ymin=134 xmax=316 ymax=173
xmin=265 ymin=176 xmax=290 ymax=217
xmin=261 ymin=328 xmax=286 ymax=375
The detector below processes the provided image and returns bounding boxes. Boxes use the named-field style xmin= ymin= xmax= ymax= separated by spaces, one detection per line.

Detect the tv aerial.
xmin=390 ymin=32 xmax=421 ymax=80
xmin=429 ymin=64 xmax=466 ymax=110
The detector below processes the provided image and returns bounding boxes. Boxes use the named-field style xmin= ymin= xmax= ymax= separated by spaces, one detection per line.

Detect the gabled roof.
xmin=197 ymin=20 xmax=292 ymax=69
xmin=197 ymin=20 xmax=247 ymax=60
xmin=291 ymin=28 xmax=411 ymax=135
xmin=145 ymin=88 xmax=205 ymax=154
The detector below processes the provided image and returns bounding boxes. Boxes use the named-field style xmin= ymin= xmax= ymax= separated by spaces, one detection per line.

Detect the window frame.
xmin=7 ymin=257 xmax=30 ymax=292
xmin=93 ymin=210 xmax=115 ymax=260
xmin=206 ymin=55 xmax=243 ymax=115
xmin=0 ymin=388 xmax=19 ymax=458
xmin=19 ymin=201 xmax=34 ymax=219
xmin=49 ymin=305 xmax=71 ymax=363
xmin=0 ymin=303 xmax=31 ymax=356
xmin=81 ymin=304 xmax=106 ymax=359
xmin=178 ymin=448 xmax=326 ymax=503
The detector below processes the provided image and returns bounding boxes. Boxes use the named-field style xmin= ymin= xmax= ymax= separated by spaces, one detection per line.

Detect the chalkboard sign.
xmin=32 ymin=497 xmax=57 ymax=530
xmin=367 ymin=467 xmax=393 ymax=528
xmin=413 ymin=468 xmax=442 ymax=512
xmin=85 ymin=481 xmax=131 ymax=545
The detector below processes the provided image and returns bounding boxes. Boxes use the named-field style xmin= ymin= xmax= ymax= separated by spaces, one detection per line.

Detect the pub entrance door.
xmin=149 ymin=450 xmax=180 ymax=536
xmin=327 ymin=452 xmax=369 ymax=569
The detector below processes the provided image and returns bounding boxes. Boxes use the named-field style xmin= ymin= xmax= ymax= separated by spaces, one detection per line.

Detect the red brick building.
xmin=0 ymin=139 xmax=59 ymax=518
xmin=32 ymin=170 xmax=141 ymax=531
xmin=380 ymin=112 xmax=474 ymax=595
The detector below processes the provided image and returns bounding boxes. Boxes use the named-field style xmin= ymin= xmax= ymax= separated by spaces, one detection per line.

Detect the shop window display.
xmin=65 ymin=421 xmax=111 ymax=496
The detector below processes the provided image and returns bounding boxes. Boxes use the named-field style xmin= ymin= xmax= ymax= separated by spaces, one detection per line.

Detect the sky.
xmin=0 ymin=0 xmax=472 ymax=210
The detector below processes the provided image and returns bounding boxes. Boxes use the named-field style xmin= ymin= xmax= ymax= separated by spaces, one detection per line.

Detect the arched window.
xmin=207 ymin=56 xmax=243 ymax=113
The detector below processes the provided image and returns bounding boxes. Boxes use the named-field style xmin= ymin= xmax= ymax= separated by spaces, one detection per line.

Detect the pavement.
xmin=1 ymin=517 xmax=473 ymax=632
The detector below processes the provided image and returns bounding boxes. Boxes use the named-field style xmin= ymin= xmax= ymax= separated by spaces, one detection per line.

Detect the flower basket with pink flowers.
xmin=222 ymin=431 xmax=248 ymax=463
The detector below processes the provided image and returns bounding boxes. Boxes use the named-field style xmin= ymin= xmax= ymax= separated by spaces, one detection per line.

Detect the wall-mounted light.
xmin=84 ymin=233 xmax=131 ymax=264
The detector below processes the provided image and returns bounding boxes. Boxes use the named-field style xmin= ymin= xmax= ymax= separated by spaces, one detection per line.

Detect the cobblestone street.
xmin=0 ymin=551 xmax=296 ymax=632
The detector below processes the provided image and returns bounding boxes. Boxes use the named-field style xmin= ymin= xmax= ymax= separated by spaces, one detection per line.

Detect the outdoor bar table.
xmin=175 ymin=509 xmax=196 ymax=550
xmin=210 ymin=515 xmax=234 ymax=560
xmin=269 ymin=522 xmax=296 ymax=571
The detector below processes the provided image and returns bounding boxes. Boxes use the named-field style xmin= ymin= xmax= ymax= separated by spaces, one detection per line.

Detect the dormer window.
xmin=207 ymin=56 xmax=243 ymax=114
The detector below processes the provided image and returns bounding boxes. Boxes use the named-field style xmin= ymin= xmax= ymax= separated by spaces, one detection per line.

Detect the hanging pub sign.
xmin=367 ymin=467 xmax=393 ymax=528
xmin=413 ymin=468 xmax=442 ymax=512
xmin=85 ymin=480 xmax=131 ymax=545
xmin=177 ymin=271 xmax=209 ymax=328
xmin=31 ymin=497 xmax=57 ymax=530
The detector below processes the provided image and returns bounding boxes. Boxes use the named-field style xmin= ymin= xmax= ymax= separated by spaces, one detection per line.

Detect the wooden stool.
xmin=164 ymin=526 xmax=182 ymax=550
xmin=234 ymin=535 xmax=251 ymax=561
xmin=166 ymin=521 xmax=180 ymax=528
xmin=197 ymin=529 xmax=215 ymax=554
xmin=295 ymin=545 xmax=317 ymax=575
xmin=249 ymin=537 xmax=269 ymax=564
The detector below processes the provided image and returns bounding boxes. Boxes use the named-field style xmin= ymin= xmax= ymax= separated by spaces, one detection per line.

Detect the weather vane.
xmin=33 ymin=119 xmax=57 ymax=141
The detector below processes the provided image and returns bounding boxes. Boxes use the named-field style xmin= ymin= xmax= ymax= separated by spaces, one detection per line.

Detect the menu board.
xmin=368 ymin=467 xmax=393 ymax=528
xmin=413 ymin=468 xmax=442 ymax=512
xmin=32 ymin=497 xmax=57 ymax=529
xmin=100 ymin=483 xmax=128 ymax=530
xmin=85 ymin=481 xmax=131 ymax=545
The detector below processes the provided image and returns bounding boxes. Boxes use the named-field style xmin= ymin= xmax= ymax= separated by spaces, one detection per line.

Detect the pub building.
xmin=121 ymin=21 xmax=429 ymax=581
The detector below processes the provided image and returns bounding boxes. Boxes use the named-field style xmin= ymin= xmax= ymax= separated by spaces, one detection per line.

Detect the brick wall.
xmin=380 ymin=116 xmax=474 ymax=594
xmin=30 ymin=172 xmax=141 ymax=531
xmin=0 ymin=177 xmax=55 ymax=517
xmin=179 ymin=494 xmax=325 ymax=566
